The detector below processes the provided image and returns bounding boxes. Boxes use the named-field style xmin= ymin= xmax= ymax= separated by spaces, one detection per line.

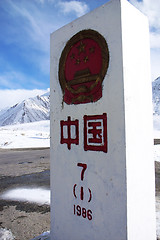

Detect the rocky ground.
xmin=0 ymin=148 xmax=50 ymax=240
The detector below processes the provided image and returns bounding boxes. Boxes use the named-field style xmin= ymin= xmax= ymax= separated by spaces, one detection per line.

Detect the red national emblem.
xmin=84 ymin=113 xmax=107 ymax=153
xmin=60 ymin=116 xmax=79 ymax=150
xmin=59 ymin=29 xmax=109 ymax=105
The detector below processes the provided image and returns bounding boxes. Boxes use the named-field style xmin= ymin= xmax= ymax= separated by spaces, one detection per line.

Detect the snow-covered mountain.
xmin=0 ymin=92 xmax=50 ymax=126
xmin=153 ymin=77 xmax=160 ymax=116
xmin=0 ymin=76 xmax=159 ymax=127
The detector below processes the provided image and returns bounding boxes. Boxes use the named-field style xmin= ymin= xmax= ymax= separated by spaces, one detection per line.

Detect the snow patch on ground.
xmin=31 ymin=231 xmax=50 ymax=240
xmin=0 ymin=228 xmax=50 ymax=240
xmin=1 ymin=188 xmax=50 ymax=205
xmin=0 ymin=120 xmax=50 ymax=149
xmin=0 ymin=228 xmax=15 ymax=240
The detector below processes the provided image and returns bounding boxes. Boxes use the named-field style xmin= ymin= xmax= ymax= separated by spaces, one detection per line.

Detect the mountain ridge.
xmin=0 ymin=92 xmax=50 ymax=126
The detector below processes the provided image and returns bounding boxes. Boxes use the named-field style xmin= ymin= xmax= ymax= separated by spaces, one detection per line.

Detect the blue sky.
xmin=0 ymin=0 xmax=159 ymax=108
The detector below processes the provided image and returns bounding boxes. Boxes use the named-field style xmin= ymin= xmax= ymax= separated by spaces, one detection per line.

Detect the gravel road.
xmin=0 ymin=148 xmax=50 ymax=240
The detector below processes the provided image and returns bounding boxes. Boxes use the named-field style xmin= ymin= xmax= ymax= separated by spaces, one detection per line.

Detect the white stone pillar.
xmin=50 ymin=0 xmax=156 ymax=239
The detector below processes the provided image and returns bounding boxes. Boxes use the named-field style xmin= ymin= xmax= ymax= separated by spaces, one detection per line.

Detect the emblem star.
xmin=77 ymin=41 xmax=85 ymax=55
xmin=76 ymin=58 xmax=81 ymax=65
xmin=84 ymin=56 xmax=89 ymax=63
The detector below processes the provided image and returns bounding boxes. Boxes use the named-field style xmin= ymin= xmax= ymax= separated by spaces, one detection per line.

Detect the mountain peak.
xmin=0 ymin=92 xmax=50 ymax=126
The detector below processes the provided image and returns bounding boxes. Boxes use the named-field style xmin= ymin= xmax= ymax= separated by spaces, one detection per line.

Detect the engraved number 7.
xmin=77 ymin=163 xmax=87 ymax=181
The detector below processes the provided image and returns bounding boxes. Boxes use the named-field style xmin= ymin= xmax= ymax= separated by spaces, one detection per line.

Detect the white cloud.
xmin=0 ymin=71 xmax=28 ymax=89
xmin=5 ymin=0 xmax=59 ymax=75
xmin=8 ymin=1 xmax=50 ymax=53
xmin=0 ymin=89 xmax=48 ymax=110
xmin=139 ymin=0 xmax=160 ymax=30
xmin=58 ymin=1 xmax=89 ymax=17
xmin=150 ymin=32 xmax=160 ymax=49
xmin=150 ymin=48 xmax=160 ymax=80
xmin=0 ymin=70 xmax=48 ymax=90
xmin=129 ymin=0 xmax=160 ymax=79
xmin=130 ymin=0 xmax=160 ymax=39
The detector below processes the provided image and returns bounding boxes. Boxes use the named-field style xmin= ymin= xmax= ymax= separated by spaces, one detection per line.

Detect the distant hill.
xmin=0 ymin=92 xmax=50 ymax=126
